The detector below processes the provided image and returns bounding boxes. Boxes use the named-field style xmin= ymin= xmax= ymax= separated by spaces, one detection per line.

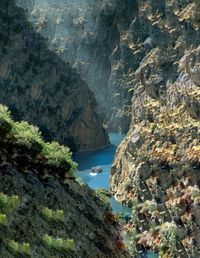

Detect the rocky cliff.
xmin=15 ymin=0 xmax=138 ymax=133
xmin=14 ymin=0 xmax=200 ymax=136
xmin=0 ymin=0 xmax=109 ymax=152
xmin=0 ymin=104 xmax=128 ymax=258
xmin=111 ymin=1 xmax=200 ymax=257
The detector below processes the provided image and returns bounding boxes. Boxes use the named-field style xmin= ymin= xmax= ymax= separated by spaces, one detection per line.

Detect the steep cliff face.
xmin=14 ymin=0 xmax=200 ymax=135
xmin=111 ymin=1 xmax=200 ymax=257
xmin=0 ymin=0 xmax=109 ymax=152
xmin=15 ymin=0 xmax=138 ymax=133
xmin=15 ymin=0 xmax=113 ymax=124
xmin=0 ymin=104 xmax=128 ymax=258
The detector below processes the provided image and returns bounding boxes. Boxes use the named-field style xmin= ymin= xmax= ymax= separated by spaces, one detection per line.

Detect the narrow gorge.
xmin=0 ymin=0 xmax=108 ymax=153
xmin=0 ymin=0 xmax=200 ymax=258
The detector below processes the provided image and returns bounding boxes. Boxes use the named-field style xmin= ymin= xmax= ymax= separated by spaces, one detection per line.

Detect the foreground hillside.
xmin=0 ymin=0 xmax=108 ymax=152
xmin=111 ymin=1 xmax=200 ymax=257
xmin=0 ymin=104 xmax=128 ymax=258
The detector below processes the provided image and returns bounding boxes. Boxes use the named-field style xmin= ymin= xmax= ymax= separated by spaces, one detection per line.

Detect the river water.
xmin=74 ymin=133 xmax=158 ymax=258
xmin=74 ymin=133 xmax=132 ymax=214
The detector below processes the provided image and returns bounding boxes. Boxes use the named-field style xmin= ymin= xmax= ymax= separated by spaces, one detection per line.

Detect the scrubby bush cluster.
xmin=0 ymin=193 xmax=20 ymax=213
xmin=0 ymin=104 xmax=77 ymax=173
xmin=0 ymin=193 xmax=20 ymax=228
xmin=41 ymin=207 xmax=65 ymax=222
xmin=7 ymin=240 xmax=31 ymax=255
xmin=42 ymin=234 xmax=75 ymax=251
xmin=0 ymin=213 xmax=7 ymax=225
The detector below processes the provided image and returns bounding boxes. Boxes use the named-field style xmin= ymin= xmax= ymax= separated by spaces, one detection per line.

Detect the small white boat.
xmin=91 ymin=166 xmax=103 ymax=173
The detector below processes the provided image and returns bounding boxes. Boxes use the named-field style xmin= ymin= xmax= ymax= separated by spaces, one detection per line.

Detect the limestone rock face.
xmin=110 ymin=1 xmax=200 ymax=257
xmin=0 ymin=0 xmax=109 ymax=152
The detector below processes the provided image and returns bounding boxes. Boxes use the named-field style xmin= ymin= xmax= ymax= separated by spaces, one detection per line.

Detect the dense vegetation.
xmin=0 ymin=104 xmax=77 ymax=174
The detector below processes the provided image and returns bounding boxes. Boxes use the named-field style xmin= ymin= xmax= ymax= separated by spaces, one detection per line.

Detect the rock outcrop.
xmin=0 ymin=0 xmax=109 ymax=152
xmin=111 ymin=1 xmax=200 ymax=257
xmin=0 ymin=104 xmax=128 ymax=258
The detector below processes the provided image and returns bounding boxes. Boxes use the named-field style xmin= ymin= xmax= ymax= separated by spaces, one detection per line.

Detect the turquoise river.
xmin=74 ymin=133 xmax=158 ymax=258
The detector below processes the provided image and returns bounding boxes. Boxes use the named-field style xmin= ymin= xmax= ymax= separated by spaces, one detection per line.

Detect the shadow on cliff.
xmin=0 ymin=0 xmax=109 ymax=152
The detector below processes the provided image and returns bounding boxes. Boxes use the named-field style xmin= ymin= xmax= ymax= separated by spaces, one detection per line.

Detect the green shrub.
xmin=42 ymin=141 xmax=77 ymax=172
xmin=95 ymin=189 xmax=111 ymax=205
xmin=0 ymin=105 xmax=13 ymax=135
xmin=0 ymin=213 xmax=7 ymax=225
xmin=41 ymin=207 xmax=65 ymax=222
xmin=150 ymin=164 xmax=159 ymax=172
xmin=54 ymin=210 xmax=65 ymax=221
xmin=0 ymin=193 xmax=20 ymax=212
xmin=0 ymin=105 xmax=13 ymax=124
xmin=11 ymin=121 xmax=43 ymax=149
xmin=8 ymin=240 xmax=31 ymax=255
xmin=181 ymin=164 xmax=190 ymax=173
xmin=143 ymin=200 xmax=157 ymax=213
xmin=42 ymin=234 xmax=75 ymax=251
xmin=150 ymin=123 xmax=157 ymax=133
xmin=0 ymin=105 xmax=77 ymax=174
xmin=124 ymin=180 xmax=132 ymax=192
xmin=128 ymin=228 xmax=139 ymax=255
xmin=160 ymin=222 xmax=178 ymax=256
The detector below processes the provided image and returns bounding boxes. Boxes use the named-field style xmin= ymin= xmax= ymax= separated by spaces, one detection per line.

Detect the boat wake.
xmin=89 ymin=172 xmax=98 ymax=177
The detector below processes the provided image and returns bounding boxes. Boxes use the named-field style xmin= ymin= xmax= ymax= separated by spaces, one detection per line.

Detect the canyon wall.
xmin=15 ymin=0 xmax=139 ymax=132
xmin=111 ymin=1 xmax=200 ymax=257
xmin=0 ymin=0 xmax=109 ymax=152
xmin=2 ymin=0 xmax=200 ymax=256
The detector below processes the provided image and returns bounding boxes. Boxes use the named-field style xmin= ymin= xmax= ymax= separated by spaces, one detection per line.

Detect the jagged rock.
xmin=110 ymin=1 xmax=200 ymax=257
xmin=0 ymin=0 xmax=109 ymax=152
xmin=137 ymin=162 xmax=151 ymax=180
xmin=15 ymin=0 xmax=139 ymax=133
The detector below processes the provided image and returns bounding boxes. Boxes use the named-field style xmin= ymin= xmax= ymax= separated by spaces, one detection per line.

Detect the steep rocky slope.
xmin=14 ymin=0 xmax=200 ymax=135
xmin=0 ymin=104 xmax=128 ymax=258
xmin=15 ymin=0 xmax=137 ymax=132
xmin=0 ymin=0 xmax=109 ymax=152
xmin=111 ymin=1 xmax=200 ymax=257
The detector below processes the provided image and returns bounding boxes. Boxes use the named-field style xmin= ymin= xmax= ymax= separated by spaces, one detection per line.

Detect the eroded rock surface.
xmin=15 ymin=0 xmax=138 ymax=132
xmin=0 ymin=0 xmax=109 ymax=152
xmin=16 ymin=0 xmax=200 ymax=135
xmin=111 ymin=1 xmax=200 ymax=257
